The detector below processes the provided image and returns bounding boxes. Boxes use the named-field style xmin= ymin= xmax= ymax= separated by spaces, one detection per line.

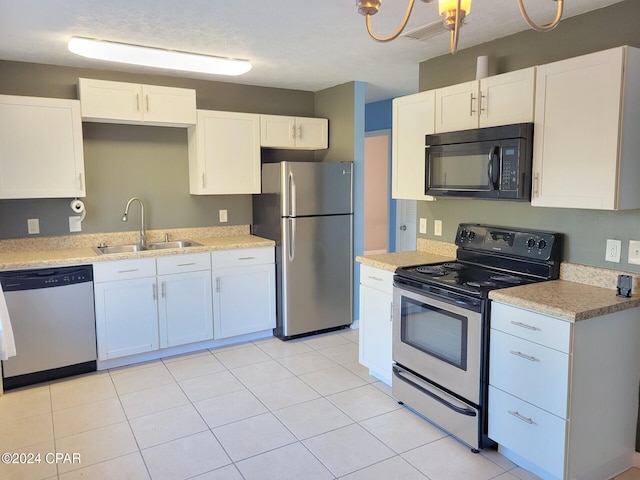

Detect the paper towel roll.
xmin=476 ymin=56 xmax=489 ymax=80
xmin=70 ymin=199 xmax=85 ymax=213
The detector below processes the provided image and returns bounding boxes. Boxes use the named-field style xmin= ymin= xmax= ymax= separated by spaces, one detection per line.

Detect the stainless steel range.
xmin=392 ymin=223 xmax=563 ymax=451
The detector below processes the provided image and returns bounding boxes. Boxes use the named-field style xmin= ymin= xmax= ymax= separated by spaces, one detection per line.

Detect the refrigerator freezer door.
xmin=282 ymin=162 xmax=353 ymax=217
xmin=280 ymin=214 xmax=352 ymax=337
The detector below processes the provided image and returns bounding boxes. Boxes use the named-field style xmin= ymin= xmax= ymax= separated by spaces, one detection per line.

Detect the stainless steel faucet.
xmin=121 ymin=197 xmax=146 ymax=247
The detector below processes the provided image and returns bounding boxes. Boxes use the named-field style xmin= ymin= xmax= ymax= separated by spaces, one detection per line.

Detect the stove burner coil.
xmin=416 ymin=265 xmax=448 ymax=275
xmin=443 ymin=262 xmax=465 ymax=270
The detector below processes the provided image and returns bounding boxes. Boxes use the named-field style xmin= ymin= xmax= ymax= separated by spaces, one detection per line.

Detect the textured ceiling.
xmin=0 ymin=0 xmax=625 ymax=102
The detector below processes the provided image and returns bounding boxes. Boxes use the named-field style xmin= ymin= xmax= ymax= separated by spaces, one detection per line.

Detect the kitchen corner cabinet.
xmin=78 ymin=78 xmax=196 ymax=127
xmin=93 ymin=258 xmax=159 ymax=361
xmin=157 ymin=253 xmax=213 ymax=348
xmin=188 ymin=110 xmax=261 ymax=195
xmin=488 ymin=302 xmax=640 ymax=480
xmin=358 ymin=264 xmax=394 ymax=385
xmin=392 ymin=90 xmax=436 ymax=201
xmin=260 ymin=115 xmax=328 ymax=150
xmin=212 ymin=247 xmax=276 ymax=339
xmin=0 ymin=95 xmax=85 ymax=199
xmin=531 ymin=46 xmax=640 ymax=210
xmin=435 ymin=67 xmax=535 ymax=133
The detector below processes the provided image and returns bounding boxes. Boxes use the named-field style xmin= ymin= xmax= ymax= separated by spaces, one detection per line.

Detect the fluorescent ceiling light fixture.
xmin=68 ymin=37 xmax=252 ymax=76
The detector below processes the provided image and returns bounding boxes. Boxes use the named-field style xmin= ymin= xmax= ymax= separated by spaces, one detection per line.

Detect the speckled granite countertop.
xmin=0 ymin=226 xmax=274 ymax=270
xmin=356 ymin=239 xmax=456 ymax=272
xmin=356 ymin=239 xmax=640 ymax=322
xmin=489 ymin=281 xmax=640 ymax=322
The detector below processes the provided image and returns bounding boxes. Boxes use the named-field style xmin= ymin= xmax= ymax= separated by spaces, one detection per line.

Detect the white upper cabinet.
xmin=260 ymin=115 xmax=328 ymax=149
xmin=392 ymin=90 xmax=436 ymax=200
xmin=531 ymin=46 xmax=640 ymax=210
xmin=435 ymin=67 xmax=535 ymax=133
xmin=78 ymin=78 xmax=196 ymax=127
xmin=0 ymin=95 xmax=86 ymax=199
xmin=188 ymin=110 xmax=261 ymax=195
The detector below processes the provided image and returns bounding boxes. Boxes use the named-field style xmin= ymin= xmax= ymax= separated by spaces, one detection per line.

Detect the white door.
xmin=395 ymin=199 xmax=417 ymax=252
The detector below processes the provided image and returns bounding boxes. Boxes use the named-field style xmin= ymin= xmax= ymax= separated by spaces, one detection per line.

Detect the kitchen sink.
xmin=147 ymin=240 xmax=203 ymax=250
xmin=93 ymin=244 xmax=147 ymax=254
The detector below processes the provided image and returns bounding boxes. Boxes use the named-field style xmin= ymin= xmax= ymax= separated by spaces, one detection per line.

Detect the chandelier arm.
xmin=450 ymin=0 xmax=462 ymax=54
xmin=365 ymin=0 xmax=417 ymax=42
xmin=517 ymin=0 xmax=564 ymax=32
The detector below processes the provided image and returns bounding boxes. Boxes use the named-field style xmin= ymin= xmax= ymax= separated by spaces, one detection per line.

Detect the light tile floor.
xmin=0 ymin=328 xmax=635 ymax=480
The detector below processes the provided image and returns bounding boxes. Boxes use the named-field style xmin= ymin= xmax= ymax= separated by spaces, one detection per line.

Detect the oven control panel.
xmin=456 ymin=223 xmax=562 ymax=261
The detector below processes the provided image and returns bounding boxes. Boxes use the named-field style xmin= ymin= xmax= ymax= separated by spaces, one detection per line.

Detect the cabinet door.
xmin=213 ymin=263 xmax=276 ymax=339
xmin=359 ymin=283 xmax=393 ymax=385
xmin=158 ymin=270 xmax=213 ymax=348
xmin=392 ymin=90 xmax=436 ymax=200
xmin=141 ymin=84 xmax=196 ymax=126
xmin=0 ymin=95 xmax=85 ymax=199
xmin=94 ymin=277 xmax=159 ymax=360
xmin=78 ymin=78 xmax=143 ymax=123
xmin=189 ymin=110 xmax=261 ymax=194
xmin=532 ymin=48 xmax=624 ymax=209
xmin=295 ymin=117 xmax=328 ymax=149
xmin=479 ymin=67 xmax=535 ymax=127
xmin=435 ymin=80 xmax=479 ymax=133
xmin=260 ymin=115 xmax=296 ymax=148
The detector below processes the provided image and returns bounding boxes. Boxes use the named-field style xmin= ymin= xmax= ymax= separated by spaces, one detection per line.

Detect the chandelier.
xmin=356 ymin=0 xmax=564 ymax=54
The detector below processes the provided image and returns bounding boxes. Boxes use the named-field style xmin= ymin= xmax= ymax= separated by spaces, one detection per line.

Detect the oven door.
xmin=392 ymin=284 xmax=482 ymax=404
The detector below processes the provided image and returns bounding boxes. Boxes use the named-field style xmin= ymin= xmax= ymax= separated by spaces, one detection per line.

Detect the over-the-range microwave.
xmin=425 ymin=123 xmax=533 ymax=200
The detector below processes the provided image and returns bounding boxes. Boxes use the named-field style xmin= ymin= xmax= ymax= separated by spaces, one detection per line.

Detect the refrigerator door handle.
xmin=288 ymin=170 xmax=297 ymax=217
xmin=288 ymin=218 xmax=296 ymax=262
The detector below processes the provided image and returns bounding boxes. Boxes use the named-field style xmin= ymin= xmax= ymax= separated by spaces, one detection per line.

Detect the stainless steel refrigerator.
xmin=253 ymin=161 xmax=353 ymax=339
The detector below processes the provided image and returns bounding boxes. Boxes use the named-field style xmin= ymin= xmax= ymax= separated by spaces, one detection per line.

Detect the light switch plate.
xmin=419 ymin=218 xmax=427 ymax=234
xmin=629 ymin=240 xmax=640 ymax=265
xmin=434 ymin=220 xmax=443 ymax=236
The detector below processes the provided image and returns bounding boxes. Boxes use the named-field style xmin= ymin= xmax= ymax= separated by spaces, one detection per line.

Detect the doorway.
xmin=363 ymin=132 xmax=389 ymax=255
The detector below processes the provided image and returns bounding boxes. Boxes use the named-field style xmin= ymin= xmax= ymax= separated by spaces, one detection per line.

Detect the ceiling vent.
xmin=400 ymin=19 xmax=465 ymax=41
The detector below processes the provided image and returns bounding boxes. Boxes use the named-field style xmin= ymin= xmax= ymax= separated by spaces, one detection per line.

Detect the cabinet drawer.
xmin=491 ymin=302 xmax=571 ymax=352
xmin=489 ymin=386 xmax=566 ymax=479
xmin=490 ymin=329 xmax=570 ymax=418
xmin=156 ymin=253 xmax=211 ymax=275
xmin=360 ymin=265 xmax=394 ymax=294
xmin=93 ymin=258 xmax=156 ymax=282
xmin=211 ymin=247 xmax=273 ymax=268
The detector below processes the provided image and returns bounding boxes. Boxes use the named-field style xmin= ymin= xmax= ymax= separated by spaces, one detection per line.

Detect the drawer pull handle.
xmin=238 ymin=257 xmax=255 ymax=260
xmin=177 ymin=263 xmax=196 ymax=267
xmin=508 ymin=410 xmax=535 ymax=425
xmin=510 ymin=321 xmax=539 ymax=331
xmin=510 ymin=350 xmax=539 ymax=362
xmin=117 ymin=269 xmax=140 ymax=273
xmin=368 ymin=276 xmax=383 ymax=281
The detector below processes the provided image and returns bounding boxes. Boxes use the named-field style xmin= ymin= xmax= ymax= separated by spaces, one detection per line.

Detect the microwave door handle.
xmin=488 ymin=146 xmax=500 ymax=190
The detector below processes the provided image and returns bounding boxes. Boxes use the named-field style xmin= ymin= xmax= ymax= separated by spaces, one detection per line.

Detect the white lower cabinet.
xmin=157 ymin=253 xmax=213 ymax=348
xmin=358 ymin=264 xmax=394 ymax=385
xmin=488 ymin=301 xmax=640 ymax=480
xmin=211 ymin=248 xmax=276 ymax=339
xmin=94 ymin=258 xmax=159 ymax=361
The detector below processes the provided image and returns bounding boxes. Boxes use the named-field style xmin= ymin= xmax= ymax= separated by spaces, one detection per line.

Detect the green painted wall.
xmin=417 ymin=0 xmax=640 ymax=272
xmin=0 ymin=61 xmax=329 ymax=239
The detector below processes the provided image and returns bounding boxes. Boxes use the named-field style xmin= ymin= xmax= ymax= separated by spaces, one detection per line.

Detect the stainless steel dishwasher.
xmin=0 ymin=265 xmax=97 ymax=390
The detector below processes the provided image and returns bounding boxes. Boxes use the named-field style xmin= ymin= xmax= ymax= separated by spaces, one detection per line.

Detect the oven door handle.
xmin=393 ymin=366 xmax=477 ymax=417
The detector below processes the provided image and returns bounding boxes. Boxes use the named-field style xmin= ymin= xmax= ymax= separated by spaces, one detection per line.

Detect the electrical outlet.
xmin=629 ymin=240 xmax=640 ymax=265
xmin=419 ymin=218 xmax=427 ymax=234
xmin=434 ymin=220 xmax=443 ymax=236
xmin=219 ymin=209 xmax=228 ymax=223
xmin=605 ymin=239 xmax=621 ymax=263
xmin=69 ymin=216 xmax=82 ymax=232
xmin=27 ymin=218 xmax=39 ymax=234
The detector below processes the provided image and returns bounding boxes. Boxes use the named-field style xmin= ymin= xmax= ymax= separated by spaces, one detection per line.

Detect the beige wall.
xmin=416 ymin=0 xmax=640 ymax=271
xmin=363 ymin=135 xmax=388 ymax=254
